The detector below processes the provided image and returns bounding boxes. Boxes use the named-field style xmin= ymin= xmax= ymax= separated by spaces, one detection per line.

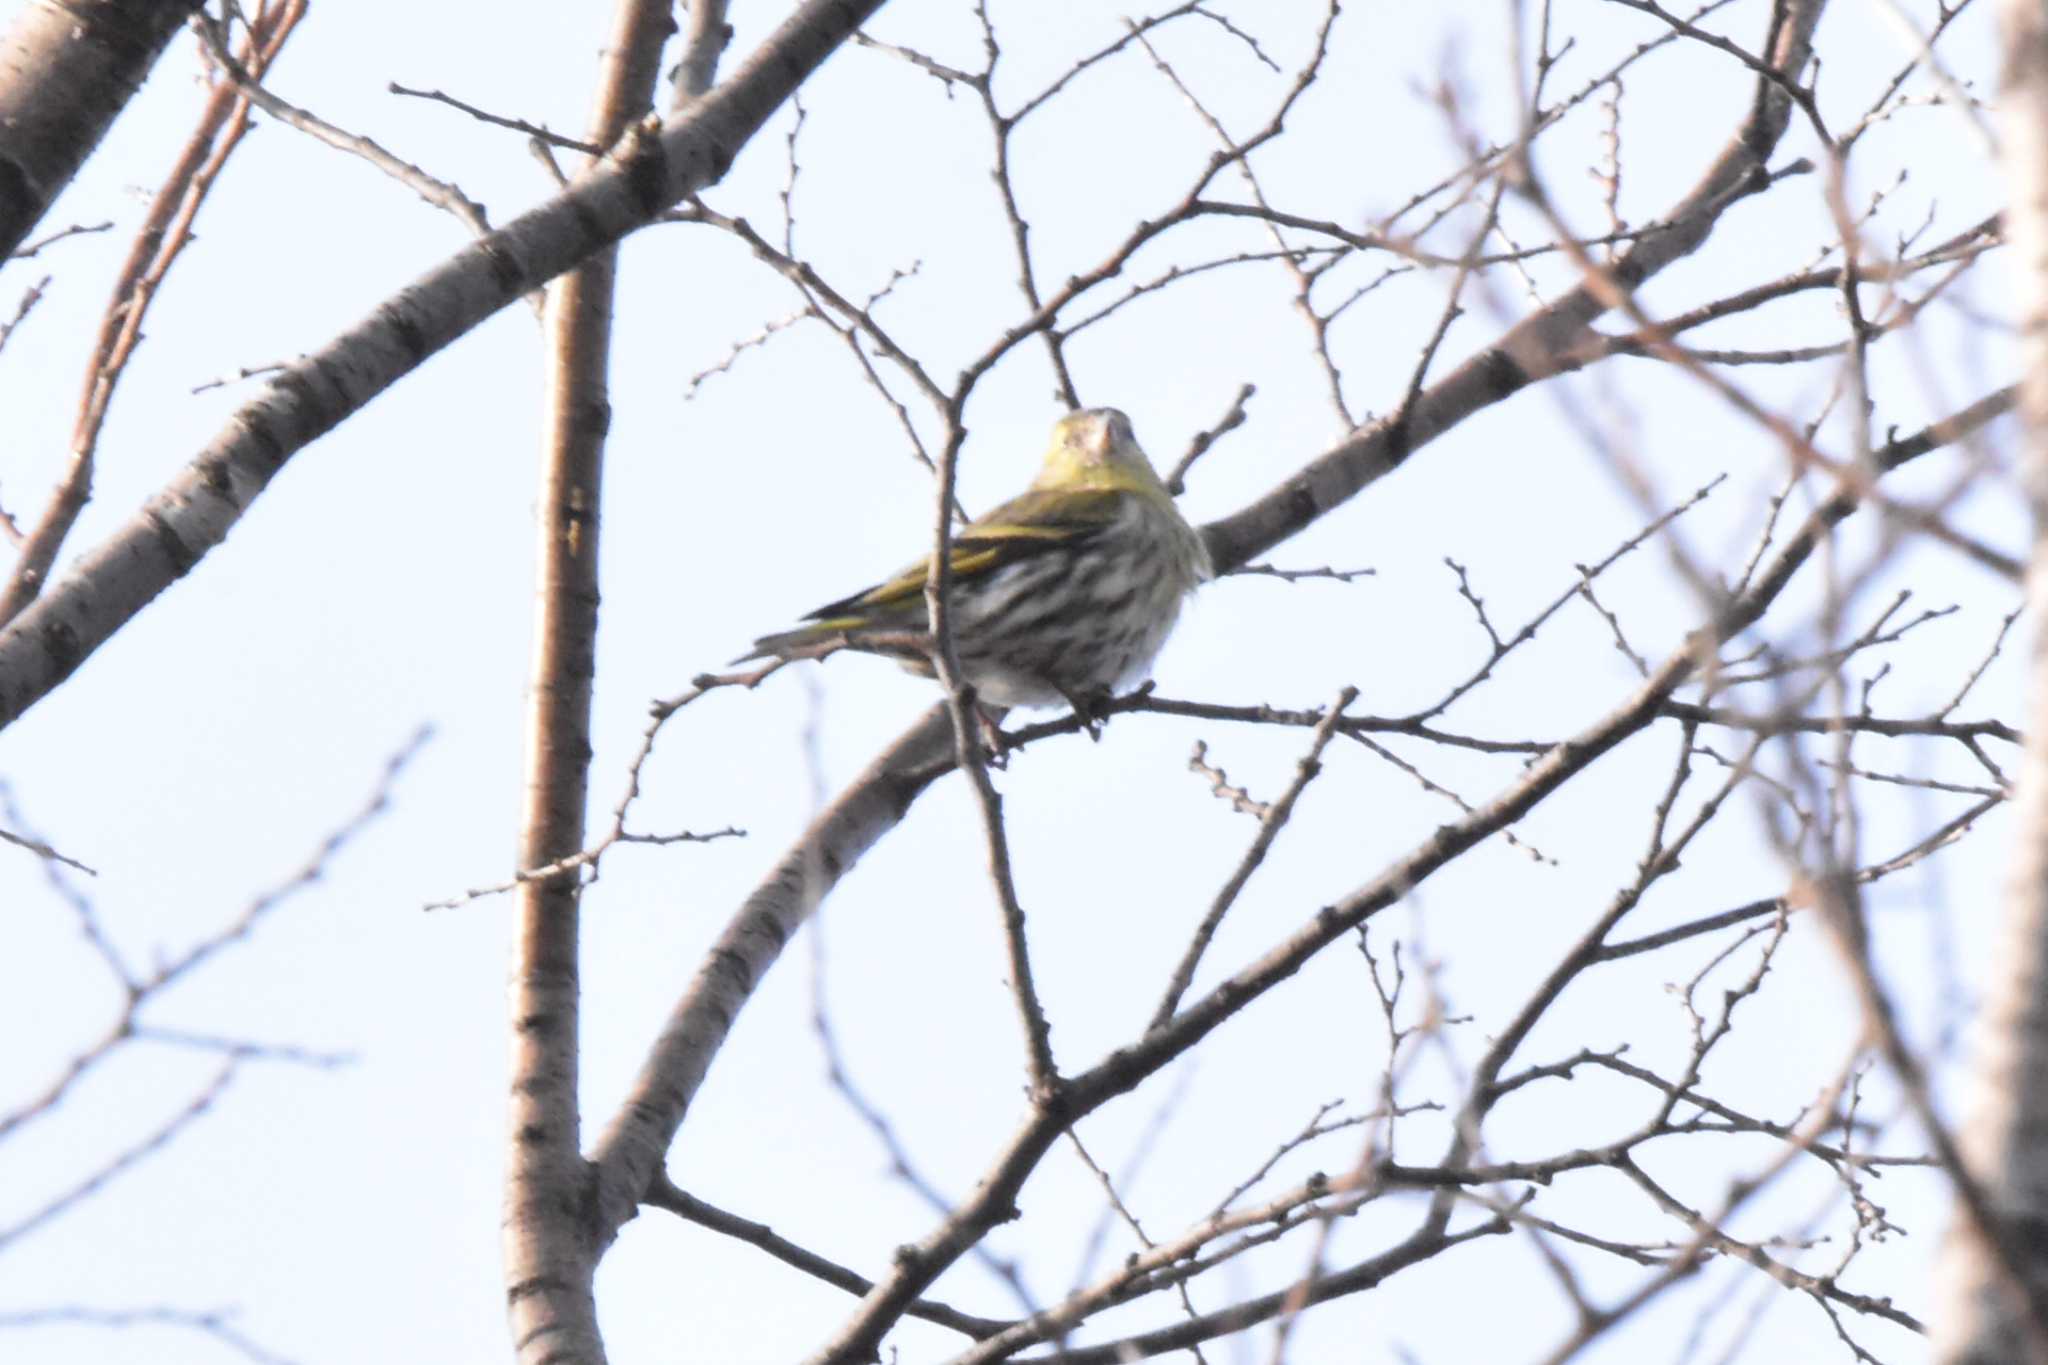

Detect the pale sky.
xmin=0 ymin=3 xmax=2019 ymax=1362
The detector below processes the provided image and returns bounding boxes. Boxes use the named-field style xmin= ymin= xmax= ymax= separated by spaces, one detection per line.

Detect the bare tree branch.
xmin=1931 ymin=1 xmax=2048 ymax=1357
xmin=0 ymin=0 xmax=202 ymax=257
xmin=0 ymin=0 xmax=892 ymax=734
xmin=501 ymin=2 xmax=675 ymax=1360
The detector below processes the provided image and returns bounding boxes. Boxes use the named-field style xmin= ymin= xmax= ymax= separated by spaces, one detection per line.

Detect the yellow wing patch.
xmin=850 ymin=525 xmax=1084 ymax=608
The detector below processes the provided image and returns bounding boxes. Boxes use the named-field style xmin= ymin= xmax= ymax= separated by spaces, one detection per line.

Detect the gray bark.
xmin=502 ymin=1 xmax=674 ymax=1359
xmin=580 ymin=0 xmax=1832 ymax=1261
xmin=0 ymin=0 xmax=887 ymax=732
xmin=0 ymin=0 xmax=201 ymax=257
xmin=1931 ymin=2 xmax=2048 ymax=1359
xmin=590 ymin=708 xmax=955 ymax=1239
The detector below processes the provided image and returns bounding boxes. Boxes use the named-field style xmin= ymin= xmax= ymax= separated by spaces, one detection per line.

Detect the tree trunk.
xmin=1931 ymin=2 xmax=2048 ymax=1360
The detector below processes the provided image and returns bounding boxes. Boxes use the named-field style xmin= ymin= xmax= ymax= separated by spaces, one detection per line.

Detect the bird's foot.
xmin=977 ymin=703 xmax=1013 ymax=769
xmin=1059 ymin=686 xmax=1116 ymax=741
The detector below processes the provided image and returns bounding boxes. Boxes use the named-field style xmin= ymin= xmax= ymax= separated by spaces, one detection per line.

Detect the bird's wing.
xmin=803 ymin=486 xmax=1126 ymax=622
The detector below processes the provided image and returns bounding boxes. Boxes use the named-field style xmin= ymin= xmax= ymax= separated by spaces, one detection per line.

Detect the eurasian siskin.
xmin=738 ymin=407 xmax=1210 ymax=711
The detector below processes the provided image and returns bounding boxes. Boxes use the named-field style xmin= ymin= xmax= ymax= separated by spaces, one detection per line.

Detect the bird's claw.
xmin=977 ymin=704 xmax=1012 ymax=769
xmin=1060 ymin=687 xmax=1115 ymax=741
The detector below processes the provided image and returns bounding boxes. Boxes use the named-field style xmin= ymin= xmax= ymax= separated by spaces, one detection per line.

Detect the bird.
xmin=736 ymin=408 xmax=1211 ymax=715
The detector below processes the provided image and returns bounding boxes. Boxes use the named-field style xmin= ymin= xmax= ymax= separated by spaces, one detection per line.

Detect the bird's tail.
xmin=734 ymin=611 xmax=936 ymax=668
xmin=730 ymin=623 xmax=848 ymax=666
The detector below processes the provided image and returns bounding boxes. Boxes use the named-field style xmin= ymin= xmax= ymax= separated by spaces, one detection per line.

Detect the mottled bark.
xmin=590 ymin=707 xmax=955 ymax=1238
xmin=0 ymin=4 xmax=303 ymax=628
xmin=1931 ymin=2 xmax=2048 ymax=1359
xmin=0 ymin=0 xmax=200 ymax=257
xmin=501 ymin=0 xmax=742 ymax=1360
xmin=582 ymin=0 xmax=1832 ymax=1256
xmin=0 ymin=0 xmax=888 ymax=733
xmin=672 ymin=0 xmax=732 ymax=111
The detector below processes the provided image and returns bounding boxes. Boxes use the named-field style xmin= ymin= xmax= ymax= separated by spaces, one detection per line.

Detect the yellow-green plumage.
xmin=739 ymin=408 xmax=1210 ymax=709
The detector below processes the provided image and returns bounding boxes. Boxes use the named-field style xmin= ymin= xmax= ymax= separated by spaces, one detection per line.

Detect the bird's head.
xmin=1034 ymin=408 xmax=1171 ymax=498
